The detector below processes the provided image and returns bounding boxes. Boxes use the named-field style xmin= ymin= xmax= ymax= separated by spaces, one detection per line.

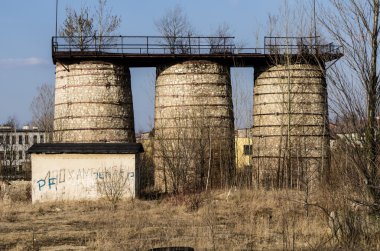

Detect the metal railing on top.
xmin=51 ymin=35 xmax=342 ymax=56
xmin=264 ymin=36 xmax=342 ymax=55
xmin=52 ymin=35 xmax=243 ymax=55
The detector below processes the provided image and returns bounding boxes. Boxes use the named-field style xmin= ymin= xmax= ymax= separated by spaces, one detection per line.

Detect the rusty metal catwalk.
xmin=52 ymin=36 xmax=343 ymax=66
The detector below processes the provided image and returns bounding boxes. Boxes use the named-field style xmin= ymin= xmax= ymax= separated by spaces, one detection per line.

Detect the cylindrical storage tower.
xmin=53 ymin=61 xmax=135 ymax=143
xmin=252 ymin=63 xmax=329 ymax=189
xmin=154 ymin=60 xmax=235 ymax=193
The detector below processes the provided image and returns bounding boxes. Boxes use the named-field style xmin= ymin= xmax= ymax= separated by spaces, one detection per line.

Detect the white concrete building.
xmin=28 ymin=143 xmax=143 ymax=203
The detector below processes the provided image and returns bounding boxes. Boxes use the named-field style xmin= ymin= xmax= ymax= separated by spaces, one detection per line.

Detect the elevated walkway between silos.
xmin=52 ymin=36 xmax=343 ymax=67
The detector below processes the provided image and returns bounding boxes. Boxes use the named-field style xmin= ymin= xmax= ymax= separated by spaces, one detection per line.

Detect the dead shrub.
xmin=7 ymin=181 xmax=31 ymax=202
xmin=96 ymin=167 xmax=132 ymax=210
xmin=326 ymin=206 xmax=380 ymax=249
xmin=4 ymin=211 xmax=17 ymax=222
xmin=307 ymin=154 xmax=380 ymax=250
xmin=185 ymin=193 xmax=206 ymax=212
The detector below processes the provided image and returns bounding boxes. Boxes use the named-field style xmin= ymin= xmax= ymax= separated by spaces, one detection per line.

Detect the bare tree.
xmin=154 ymin=106 xmax=234 ymax=194
xmin=266 ymin=0 xmax=319 ymax=39
xmin=208 ymin=23 xmax=234 ymax=53
xmin=30 ymin=84 xmax=54 ymax=141
xmin=2 ymin=116 xmax=19 ymax=130
xmin=60 ymin=6 xmax=94 ymax=51
xmin=154 ymin=109 xmax=212 ymax=194
xmin=94 ymin=0 xmax=121 ymax=49
xmin=96 ymin=166 xmax=133 ymax=210
xmin=60 ymin=0 xmax=121 ymax=51
xmin=155 ymin=5 xmax=194 ymax=53
xmin=320 ymin=0 xmax=380 ymax=213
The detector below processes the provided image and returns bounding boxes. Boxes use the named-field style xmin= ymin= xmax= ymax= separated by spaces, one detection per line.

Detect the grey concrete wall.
xmin=53 ymin=61 xmax=135 ymax=143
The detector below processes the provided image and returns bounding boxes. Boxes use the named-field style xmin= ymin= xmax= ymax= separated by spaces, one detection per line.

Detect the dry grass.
xmin=0 ymin=187 xmax=379 ymax=250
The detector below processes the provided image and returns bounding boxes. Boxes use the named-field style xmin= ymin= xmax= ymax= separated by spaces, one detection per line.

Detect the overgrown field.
xmin=1 ymin=187 xmax=380 ymax=250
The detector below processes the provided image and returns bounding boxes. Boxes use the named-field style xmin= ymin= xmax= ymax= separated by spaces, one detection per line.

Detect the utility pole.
xmin=55 ymin=0 xmax=58 ymax=37
xmin=313 ymin=0 xmax=317 ymax=40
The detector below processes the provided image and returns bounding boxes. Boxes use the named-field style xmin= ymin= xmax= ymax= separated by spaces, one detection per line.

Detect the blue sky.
xmin=0 ymin=0 xmax=288 ymax=132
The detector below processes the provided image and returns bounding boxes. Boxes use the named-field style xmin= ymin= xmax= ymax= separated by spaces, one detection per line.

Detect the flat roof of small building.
xmin=28 ymin=143 xmax=144 ymax=154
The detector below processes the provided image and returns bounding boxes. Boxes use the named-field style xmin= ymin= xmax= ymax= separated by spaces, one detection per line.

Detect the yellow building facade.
xmin=235 ymin=129 xmax=253 ymax=186
xmin=235 ymin=129 xmax=253 ymax=169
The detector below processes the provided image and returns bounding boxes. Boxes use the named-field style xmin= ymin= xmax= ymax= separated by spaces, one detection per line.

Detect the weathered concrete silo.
xmin=53 ymin=61 xmax=135 ymax=143
xmin=154 ymin=60 xmax=235 ymax=193
xmin=252 ymin=63 xmax=329 ymax=189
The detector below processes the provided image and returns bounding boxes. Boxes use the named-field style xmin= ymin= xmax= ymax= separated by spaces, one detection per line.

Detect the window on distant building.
xmin=25 ymin=135 xmax=29 ymax=144
xmin=19 ymin=151 xmax=23 ymax=160
xmin=243 ymin=145 xmax=253 ymax=155
xmin=33 ymin=135 xmax=37 ymax=144
xmin=6 ymin=135 xmax=10 ymax=144
xmin=0 ymin=136 xmax=3 ymax=143
xmin=40 ymin=135 xmax=44 ymax=143
xmin=12 ymin=136 xmax=16 ymax=144
xmin=19 ymin=135 xmax=23 ymax=144
xmin=0 ymin=151 xmax=4 ymax=160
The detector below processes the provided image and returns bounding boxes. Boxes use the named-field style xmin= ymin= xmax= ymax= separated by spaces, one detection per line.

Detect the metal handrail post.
xmin=224 ymin=37 xmax=226 ymax=56
xmin=121 ymin=36 xmax=123 ymax=54
xmin=146 ymin=36 xmax=149 ymax=54
xmin=198 ymin=37 xmax=200 ymax=54
xmin=52 ymin=37 xmax=54 ymax=53
xmin=94 ymin=34 xmax=97 ymax=52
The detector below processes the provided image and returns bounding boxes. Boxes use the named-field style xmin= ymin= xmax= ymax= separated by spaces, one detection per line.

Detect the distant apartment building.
xmin=0 ymin=126 xmax=47 ymax=180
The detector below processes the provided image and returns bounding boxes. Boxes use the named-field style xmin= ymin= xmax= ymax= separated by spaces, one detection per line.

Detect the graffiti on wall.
xmin=36 ymin=166 xmax=134 ymax=192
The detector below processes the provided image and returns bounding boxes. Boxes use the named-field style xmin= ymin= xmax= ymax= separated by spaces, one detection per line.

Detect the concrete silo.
xmin=53 ymin=61 xmax=135 ymax=143
xmin=252 ymin=63 xmax=329 ymax=189
xmin=154 ymin=60 xmax=235 ymax=193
